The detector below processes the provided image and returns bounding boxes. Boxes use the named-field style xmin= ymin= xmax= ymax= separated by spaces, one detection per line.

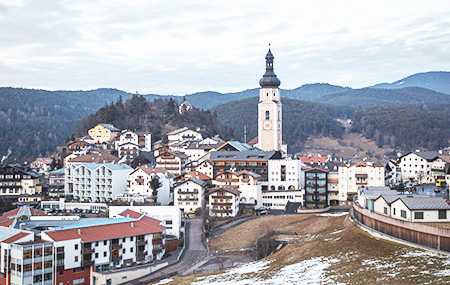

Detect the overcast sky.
xmin=0 ymin=0 xmax=449 ymax=95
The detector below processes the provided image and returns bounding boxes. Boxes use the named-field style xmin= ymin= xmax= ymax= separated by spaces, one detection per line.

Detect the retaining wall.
xmin=352 ymin=202 xmax=450 ymax=252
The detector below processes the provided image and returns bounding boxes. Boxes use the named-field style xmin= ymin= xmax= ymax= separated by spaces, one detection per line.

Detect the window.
xmin=414 ymin=212 xmax=424 ymax=220
xmin=401 ymin=210 xmax=407 ymax=219
xmin=75 ymin=244 xmax=78 ymax=250
xmin=123 ymin=248 xmax=126 ymax=254
xmin=439 ymin=210 xmax=447 ymax=220
xmin=123 ymin=238 xmax=126 ymax=242
xmin=75 ymin=256 xmax=78 ymax=262
xmin=95 ymin=253 xmax=98 ymax=258
xmin=104 ymin=241 xmax=107 ymax=245
xmin=265 ymin=110 xmax=270 ymax=120
xmin=384 ymin=207 xmax=388 ymax=215
xmin=130 ymin=248 xmax=134 ymax=253
xmin=104 ymin=252 xmax=107 ymax=257
xmin=393 ymin=208 xmax=396 ymax=215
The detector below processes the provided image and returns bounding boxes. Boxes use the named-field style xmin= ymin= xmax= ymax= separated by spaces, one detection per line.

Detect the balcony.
xmin=109 ymin=255 xmax=121 ymax=262
xmin=136 ymin=240 xmax=146 ymax=246
xmin=82 ymin=260 xmax=94 ymax=267
xmin=212 ymin=202 xmax=232 ymax=206
xmin=136 ymin=251 xmax=147 ymax=261
xmin=211 ymin=195 xmax=232 ymax=200
xmin=56 ymin=264 xmax=64 ymax=271
xmin=152 ymin=238 xmax=162 ymax=244
xmin=135 ymin=178 xmax=144 ymax=183
xmin=81 ymin=247 xmax=94 ymax=254
xmin=178 ymin=197 xmax=198 ymax=201
xmin=211 ymin=209 xmax=232 ymax=214
xmin=152 ymin=248 xmax=162 ymax=254
xmin=355 ymin=180 xmax=368 ymax=185
xmin=215 ymin=178 xmax=239 ymax=183
xmin=110 ymin=243 xmax=121 ymax=250
xmin=241 ymin=178 xmax=250 ymax=183
xmin=177 ymin=189 xmax=198 ymax=194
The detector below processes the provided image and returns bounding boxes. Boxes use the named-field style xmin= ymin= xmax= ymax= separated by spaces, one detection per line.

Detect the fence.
xmin=352 ymin=202 xmax=450 ymax=252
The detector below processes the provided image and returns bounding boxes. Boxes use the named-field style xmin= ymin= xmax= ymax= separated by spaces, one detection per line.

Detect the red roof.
xmin=247 ymin=136 xmax=259 ymax=146
xmin=2 ymin=232 xmax=31 ymax=243
xmin=186 ymin=171 xmax=211 ymax=181
xmin=69 ymin=152 xmax=119 ymax=164
xmin=45 ymin=215 xmax=165 ymax=243
xmin=136 ymin=166 xmax=174 ymax=177
xmin=298 ymin=155 xmax=327 ymax=164
xmin=0 ymin=219 xmax=15 ymax=227
xmin=119 ymin=209 xmax=143 ymax=219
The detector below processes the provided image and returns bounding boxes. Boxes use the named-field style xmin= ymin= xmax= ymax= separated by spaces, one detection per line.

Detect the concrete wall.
xmin=92 ymin=262 xmax=168 ymax=285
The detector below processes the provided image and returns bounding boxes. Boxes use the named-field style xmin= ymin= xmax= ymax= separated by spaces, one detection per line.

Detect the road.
xmin=127 ymin=218 xmax=207 ymax=284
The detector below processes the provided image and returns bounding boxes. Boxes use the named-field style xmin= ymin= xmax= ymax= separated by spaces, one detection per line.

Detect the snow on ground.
xmin=153 ymin=279 xmax=173 ymax=285
xmin=188 ymin=257 xmax=342 ymax=285
xmin=316 ymin=212 xmax=348 ymax=217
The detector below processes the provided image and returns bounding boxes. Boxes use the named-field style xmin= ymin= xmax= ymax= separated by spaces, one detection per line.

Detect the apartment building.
xmin=88 ymin=124 xmax=121 ymax=144
xmin=155 ymin=151 xmax=189 ymax=176
xmin=304 ymin=168 xmax=328 ymax=209
xmin=214 ymin=170 xmax=262 ymax=208
xmin=65 ymin=163 xmax=132 ymax=202
xmin=207 ymin=185 xmax=241 ymax=217
xmin=173 ymin=178 xmax=207 ymax=213
xmin=338 ymin=162 xmax=385 ymax=206
xmin=0 ymin=164 xmax=42 ymax=197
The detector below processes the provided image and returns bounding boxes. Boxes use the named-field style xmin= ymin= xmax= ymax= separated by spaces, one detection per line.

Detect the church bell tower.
xmin=257 ymin=47 xmax=282 ymax=151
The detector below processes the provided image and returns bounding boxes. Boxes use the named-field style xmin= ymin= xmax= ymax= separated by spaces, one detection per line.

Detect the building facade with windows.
xmin=304 ymin=168 xmax=328 ymax=209
xmin=207 ymin=186 xmax=241 ymax=217
xmin=88 ymin=124 xmax=121 ymax=144
xmin=213 ymin=170 xmax=262 ymax=208
xmin=173 ymin=178 xmax=207 ymax=213
xmin=64 ymin=163 xmax=132 ymax=202
xmin=0 ymin=165 xmax=42 ymax=197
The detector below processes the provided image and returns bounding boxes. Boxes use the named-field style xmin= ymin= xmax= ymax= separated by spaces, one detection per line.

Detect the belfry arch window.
xmin=265 ymin=110 xmax=270 ymax=120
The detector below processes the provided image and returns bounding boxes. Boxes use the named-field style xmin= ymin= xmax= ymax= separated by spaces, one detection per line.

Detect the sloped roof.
xmin=44 ymin=215 xmax=164 ymax=242
xmin=99 ymin=123 xmax=121 ymax=132
xmin=69 ymin=152 xmax=119 ymax=164
xmin=400 ymin=151 xmax=441 ymax=161
xmin=0 ymin=227 xmax=32 ymax=243
xmin=393 ymin=196 xmax=450 ymax=210
xmin=167 ymin=127 xmax=189 ymax=135
xmin=174 ymin=177 xmax=207 ymax=188
xmin=215 ymin=170 xmax=261 ymax=179
xmin=208 ymin=185 xmax=241 ymax=196
xmin=184 ymin=171 xmax=212 ymax=181
xmin=210 ymin=150 xmax=279 ymax=161
xmin=134 ymin=166 xmax=174 ymax=177
xmin=298 ymin=155 xmax=328 ymax=164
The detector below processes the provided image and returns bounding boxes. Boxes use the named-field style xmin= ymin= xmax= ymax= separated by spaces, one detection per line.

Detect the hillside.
xmin=76 ymin=95 xmax=231 ymax=143
xmin=371 ymin=71 xmax=450 ymax=95
xmin=211 ymin=97 xmax=354 ymax=154
xmin=161 ymin=214 xmax=450 ymax=284
xmin=316 ymin=87 xmax=450 ymax=107
xmin=0 ymin=87 xmax=131 ymax=159
xmin=351 ymin=105 xmax=450 ymax=151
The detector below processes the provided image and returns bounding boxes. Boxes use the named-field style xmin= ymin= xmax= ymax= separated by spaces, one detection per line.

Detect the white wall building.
xmin=338 ymin=162 xmax=385 ymax=205
xmin=207 ymin=186 xmax=241 ymax=217
xmin=268 ymin=159 xmax=304 ymax=191
xmin=126 ymin=166 xmax=174 ymax=205
xmin=173 ymin=178 xmax=207 ymax=213
xmin=109 ymin=206 xmax=182 ymax=238
xmin=167 ymin=127 xmax=202 ymax=142
xmin=397 ymin=151 xmax=440 ymax=183
xmin=213 ymin=170 xmax=262 ymax=208
xmin=65 ymin=163 xmax=133 ymax=202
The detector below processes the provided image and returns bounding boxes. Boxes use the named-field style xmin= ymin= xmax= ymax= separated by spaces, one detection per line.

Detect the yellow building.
xmin=88 ymin=123 xmax=121 ymax=143
xmin=0 ymin=165 xmax=42 ymax=196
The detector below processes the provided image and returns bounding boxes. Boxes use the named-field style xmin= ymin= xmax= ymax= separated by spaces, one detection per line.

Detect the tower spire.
xmin=259 ymin=46 xmax=280 ymax=88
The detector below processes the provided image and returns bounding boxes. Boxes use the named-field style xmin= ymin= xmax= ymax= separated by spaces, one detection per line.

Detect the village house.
xmin=88 ymin=123 xmax=121 ymax=144
xmin=126 ymin=166 xmax=174 ymax=205
xmin=155 ymin=151 xmax=189 ymax=176
xmin=207 ymin=185 xmax=241 ymax=217
xmin=0 ymin=164 xmax=42 ymax=197
xmin=213 ymin=170 xmax=262 ymax=208
xmin=167 ymin=127 xmax=202 ymax=142
xmin=173 ymin=177 xmax=208 ymax=214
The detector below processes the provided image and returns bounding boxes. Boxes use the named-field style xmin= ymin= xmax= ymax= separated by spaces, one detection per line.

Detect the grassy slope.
xmin=160 ymin=214 xmax=450 ymax=284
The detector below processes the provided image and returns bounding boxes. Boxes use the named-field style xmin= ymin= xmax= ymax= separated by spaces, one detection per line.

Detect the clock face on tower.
xmin=263 ymin=121 xmax=272 ymax=130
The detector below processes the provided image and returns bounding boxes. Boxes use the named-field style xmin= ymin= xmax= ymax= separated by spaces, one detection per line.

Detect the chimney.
xmin=78 ymin=229 xmax=81 ymax=235
xmin=439 ymin=150 xmax=443 ymax=155
xmin=131 ymin=222 xmax=134 ymax=228
xmin=127 ymin=214 xmax=130 ymax=218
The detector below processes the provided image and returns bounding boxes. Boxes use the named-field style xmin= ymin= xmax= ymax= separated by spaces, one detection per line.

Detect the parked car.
xmin=256 ymin=209 xmax=270 ymax=216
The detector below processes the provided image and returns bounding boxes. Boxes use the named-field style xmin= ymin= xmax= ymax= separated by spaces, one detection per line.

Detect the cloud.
xmin=0 ymin=1 xmax=449 ymax=94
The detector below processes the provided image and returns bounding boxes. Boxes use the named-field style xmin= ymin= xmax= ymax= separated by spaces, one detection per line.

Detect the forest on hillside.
xmin=76 ymin=94 xmax=232 ymax=142
xmin=211 ymin=97 xmax=354 ymax=154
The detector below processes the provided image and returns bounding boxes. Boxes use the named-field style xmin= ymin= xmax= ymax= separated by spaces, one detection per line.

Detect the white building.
xmin=30 ymin=157 xmax=52 ymax=177
xmin=268 ymin=159 xmax=305 ymax=191
xmin=375 ymin=195 xmax=450 ymax=223
xmin=41 ymin=211 xmax=166 ymax=280
xmin=167 ymin=127 xmax=202 ymax=142
xmin=338 ymin=162 xmax=385 ymax=205
xmin=397 ymin=151 xmax=440 ymax=183
xmin=207 ymin=185 xmax=241 ymax=217
xmin=65 ymin=163 xmax=133 ymax=202
xmin=213 ymin=170 xmax=262 ymax=208
xmin=114 ymin=130 xmax=152 ymax=153
xmin=126 ymin=166 xmax=174 ymax=205
xmin=173 ymin=178 xmax=207 ymax=213
xmin=109 ymin=206 xmax=182 ymax=238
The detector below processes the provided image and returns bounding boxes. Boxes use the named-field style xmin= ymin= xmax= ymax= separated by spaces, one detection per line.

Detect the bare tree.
xmin=202 ymin=207 xmax=217 ymax=238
